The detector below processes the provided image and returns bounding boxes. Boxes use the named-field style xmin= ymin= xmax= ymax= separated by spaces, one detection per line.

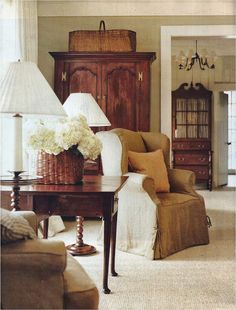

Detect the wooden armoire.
xmin=49 ymin=52 xmax=156 ymax=131
xmin=172 ymin=82 xmax=213 ymax=190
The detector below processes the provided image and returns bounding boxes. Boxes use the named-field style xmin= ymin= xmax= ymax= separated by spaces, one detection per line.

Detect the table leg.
xmin=66 ymin=216 xmax=96 ymax=255
xmin=103 ymin=214 xmax=112 ymax=294
xmin=42 ymin=218 xmax=49 ymax=239
xmin=111 ymin=212 xmax=118 ymax=276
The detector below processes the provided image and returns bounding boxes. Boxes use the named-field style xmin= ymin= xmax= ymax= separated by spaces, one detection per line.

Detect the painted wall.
xmin=37 ymin=0 xmax=235 ymax=17
xmin=38 ymin=15 xmax=234 ymax=131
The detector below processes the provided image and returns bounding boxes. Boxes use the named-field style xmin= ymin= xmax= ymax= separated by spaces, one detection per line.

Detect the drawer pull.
xmin=199 ymin=171 xmax=206 ymax=175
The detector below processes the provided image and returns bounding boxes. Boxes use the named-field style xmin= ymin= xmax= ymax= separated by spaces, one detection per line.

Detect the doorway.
xmin=161 ymin=24 xmax=236 ymax=137
xmin=161 ymin=25 xmax=236 ymax=189
xmin=225 ymin=90 xmax=236 ymax=187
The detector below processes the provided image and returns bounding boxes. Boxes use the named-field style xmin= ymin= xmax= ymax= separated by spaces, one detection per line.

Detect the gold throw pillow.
xmin=128 ymin=149 xmax=170 ymax=193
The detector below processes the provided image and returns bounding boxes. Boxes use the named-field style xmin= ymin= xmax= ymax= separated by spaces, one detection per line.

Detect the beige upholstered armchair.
xmin=1 ymin=210 xmax=99 ymax=309
xmin=96 ymin=129 xmax=209 ymax=259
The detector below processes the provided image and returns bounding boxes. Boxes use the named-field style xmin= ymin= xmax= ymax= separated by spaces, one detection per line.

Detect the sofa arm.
xmin=124 ymin=172 xmax=161 ymax=204
xmin=1 ymin=239 xmax=67 ymax=272
xmin=1 ymin=239 xmax=67 ymax=309
xmin=168 ymin=168 xmax=198 ymax=196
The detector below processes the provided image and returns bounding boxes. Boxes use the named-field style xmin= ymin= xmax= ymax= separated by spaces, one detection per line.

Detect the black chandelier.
xmin=178 ymin=40 xmax=215 ymax=71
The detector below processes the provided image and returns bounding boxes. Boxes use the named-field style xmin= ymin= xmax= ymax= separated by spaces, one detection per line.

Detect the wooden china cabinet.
xmin=172 ymin=82 xmax=213 ymax=190
xmin=49 ymin=52 xmax=156 ymax=131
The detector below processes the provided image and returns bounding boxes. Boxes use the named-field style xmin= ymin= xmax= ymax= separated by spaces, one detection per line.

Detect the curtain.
xmin=0 ymin=0 xmax=38 ymax=174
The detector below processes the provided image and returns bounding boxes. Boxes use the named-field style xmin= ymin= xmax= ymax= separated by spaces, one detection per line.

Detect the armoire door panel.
xmin=136 ymin=61 xmax=150 ymax=131
xmin=53 ymin=60 xmax=65 ymax=102
xmin=102 ymin=63 xmax=137 ymax=130
xmin=66 ymin=62 xmax=101 ymax=105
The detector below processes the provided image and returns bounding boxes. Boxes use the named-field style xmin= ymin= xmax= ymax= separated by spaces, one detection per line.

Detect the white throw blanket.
xmin=97 ymin=173 xmax=158 ymax=259
xmin=116 ymin=173 xmax=158 ymax=259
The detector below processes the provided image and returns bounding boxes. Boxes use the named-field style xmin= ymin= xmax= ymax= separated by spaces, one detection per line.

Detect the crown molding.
xmin=37 ymin=0 xmax=236 ymax=17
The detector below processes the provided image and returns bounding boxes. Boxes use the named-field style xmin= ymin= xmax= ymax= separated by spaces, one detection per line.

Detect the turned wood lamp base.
xmin=66 ymin=215 xmax=96 ymax=256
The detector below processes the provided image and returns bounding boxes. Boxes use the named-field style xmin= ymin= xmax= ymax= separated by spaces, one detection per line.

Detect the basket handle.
xmin=99 ymin=20 xmax=106 ymax=31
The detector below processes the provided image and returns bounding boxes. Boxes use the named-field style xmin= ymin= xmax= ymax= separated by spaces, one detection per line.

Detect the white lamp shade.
xmin=63 ymin=93 xmax=111 ymax=127
xmin=0 ymin=61 xmax=67 ymax=172
xmin=0 ymin=61 xmax=66 ymax=117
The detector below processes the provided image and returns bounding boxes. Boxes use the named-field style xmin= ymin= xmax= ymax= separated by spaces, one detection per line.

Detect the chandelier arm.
xmin=201 ymin=57 xmax=215 ymax=69
xmin=199 ymin=57 xmax=206 ymax=70
xmin=177 ymin=40 xmax=215 ymax=71
xmin=179 ymin=57 xmax=189 ymax=70
xmin=186 ymin=60 xmax=194 ymax=71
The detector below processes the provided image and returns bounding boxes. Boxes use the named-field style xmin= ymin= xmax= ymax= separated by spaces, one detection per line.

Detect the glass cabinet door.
xmin=175 ymin=97 xmax=209 ymax=139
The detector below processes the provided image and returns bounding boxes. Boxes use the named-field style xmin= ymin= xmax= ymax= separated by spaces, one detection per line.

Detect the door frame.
xmin=160 ymin=25 xmax=236 ymax=139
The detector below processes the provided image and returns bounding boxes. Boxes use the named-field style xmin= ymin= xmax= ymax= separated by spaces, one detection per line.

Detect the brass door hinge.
xmin=61 ymin=72 xmax=67 ymax=82
xmin=138 ymin=72 xmax=143 ymax=81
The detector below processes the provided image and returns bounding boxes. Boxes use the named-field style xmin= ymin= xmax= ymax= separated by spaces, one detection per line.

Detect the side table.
xmin=0 ymin=175 xmax=128 ymax=294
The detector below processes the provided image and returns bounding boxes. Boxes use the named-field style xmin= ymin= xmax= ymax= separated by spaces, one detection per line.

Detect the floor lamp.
xmin=63 ymin=92 xmax=111 ymax=255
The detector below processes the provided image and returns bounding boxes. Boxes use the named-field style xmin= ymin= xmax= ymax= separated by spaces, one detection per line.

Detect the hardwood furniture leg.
xmin=111 ymin=212 xmax=118 ymax=276
xmin=103 ymin=194 xmax=114 ymax=294
xmin=42 ymin=218 xmax=49 ymax=239
xmin=103 ymin=213 xmax=112 ymax=294
xmin=66 ymin=216 xmax=96 ymax=255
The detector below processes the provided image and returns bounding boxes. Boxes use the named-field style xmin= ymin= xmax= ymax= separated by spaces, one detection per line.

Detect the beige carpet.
xmin=51 ymin=188 xmax=236 ymax=310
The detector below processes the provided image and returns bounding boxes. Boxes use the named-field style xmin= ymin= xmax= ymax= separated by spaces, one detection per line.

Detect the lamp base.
xmin=8 ymin=171 xmax=25 ymax=179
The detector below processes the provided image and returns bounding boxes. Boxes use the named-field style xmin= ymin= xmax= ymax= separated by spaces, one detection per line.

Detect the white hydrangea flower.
xmin=27 ymin=114 xmax=102 ymax=160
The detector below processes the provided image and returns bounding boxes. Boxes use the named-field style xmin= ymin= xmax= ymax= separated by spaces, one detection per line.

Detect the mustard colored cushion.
xmin=128 ymin=149 xmax=170 ymax=193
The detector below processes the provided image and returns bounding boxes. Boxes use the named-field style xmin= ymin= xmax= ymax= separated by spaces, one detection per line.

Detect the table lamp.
xmin=0 ymin=61 xmax=67 ymax=178
xmin=63 ymin=92 xmax=111 ymax=256
xmin=63 ymin=92 xmax=111 ymax=127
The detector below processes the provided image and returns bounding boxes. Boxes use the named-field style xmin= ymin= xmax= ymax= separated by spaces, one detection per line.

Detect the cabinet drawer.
xmin=174 ymin=153 xmax=209 ymax=165
xmin=173 ymin=141 xmax=210 ymax=150
xmin=176 ymin=165 xmax=209 ymax=180
xmin=33 ymin=195 xmax=104 ymax=217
